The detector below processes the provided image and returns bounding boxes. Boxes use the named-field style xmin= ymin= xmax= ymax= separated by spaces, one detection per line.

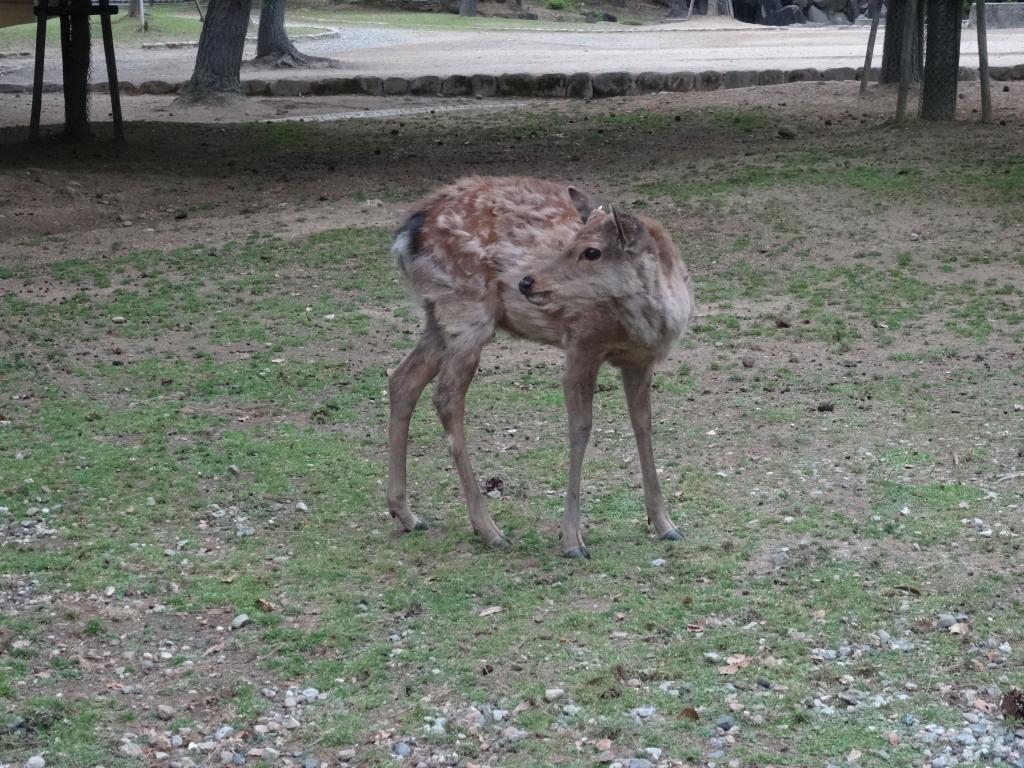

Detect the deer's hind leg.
xmin=387 ymin=315 xmax=445 ymax=532
xmin=431 ymin=322 xmax=509 ymax=549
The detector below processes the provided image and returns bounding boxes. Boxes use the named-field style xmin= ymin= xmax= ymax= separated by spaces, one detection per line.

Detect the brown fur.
xmin=387 ymin=176 xmax=694 ymax=556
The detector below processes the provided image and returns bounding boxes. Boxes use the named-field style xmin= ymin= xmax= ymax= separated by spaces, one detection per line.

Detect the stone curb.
xmin=11 ymin=65 xmax=1022 ymax=99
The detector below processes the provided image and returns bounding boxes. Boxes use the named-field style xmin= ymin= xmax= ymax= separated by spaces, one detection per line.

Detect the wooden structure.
xmin=0 ymin=0 xmax=124 ymax=139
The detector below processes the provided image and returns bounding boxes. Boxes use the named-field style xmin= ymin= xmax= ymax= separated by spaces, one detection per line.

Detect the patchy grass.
xmin=2 ymin=97 xmax=1024 ymax=767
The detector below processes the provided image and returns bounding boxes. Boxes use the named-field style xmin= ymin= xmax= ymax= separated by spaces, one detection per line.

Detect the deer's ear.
xmin=610 ymin=207 xmax=646 ymax=249
xmin=568 ymin=186 xmax=598 ymax=222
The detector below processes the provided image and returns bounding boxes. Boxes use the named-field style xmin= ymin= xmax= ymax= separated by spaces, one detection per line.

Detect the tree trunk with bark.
xmin=977 ymin=0 xmax=992 ymax=122
xmin=177 ymin=0 xmax=253 ymax=102
xmin=881 ymin=0 xmax=923 ymax=84
xmin=253 ymin=0 xmax=334 ymax=68
xmin=459 ymin=0 xmax=478 ymax=16
xmin=920 ymin=0 xmax=962 ymax=120
xmin=63 ymin=0 xmax=91 ymax=138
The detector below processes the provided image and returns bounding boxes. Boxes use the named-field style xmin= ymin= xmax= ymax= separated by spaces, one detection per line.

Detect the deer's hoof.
xmin=564 ymin=546 xmax=591 ymax=560
xmin=488 ymin=533 xmax=511 ymax=549
xmin=660 ymin=528 xmax=683 ymax=542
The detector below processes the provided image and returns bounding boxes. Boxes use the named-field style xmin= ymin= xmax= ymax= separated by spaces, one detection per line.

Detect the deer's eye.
xmin=581 ymin=247 xmax=602 ymax=261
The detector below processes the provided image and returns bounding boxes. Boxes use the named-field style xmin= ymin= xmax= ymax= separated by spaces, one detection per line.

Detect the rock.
xmin=112 ymin=316 xmax=127 ymax=324
xmin=627 ymin=760 xmax=654 ymax=768
xmin=566 ymin=72 xmax=593 ymax=99
xmin=938 ymin=614 xmax=957 ymax=628
xmin=216 ymin=726 xmax=234 ymax=740
xmin=230 ymin=614 xmax=250 ymax=630
xmin=302 ymin=687 xmax=319 ymax=700
xmin=697 ymin=70 xmax=723 ymax=91
xmin=295 ymin=501 xmax=308 ymax=513
xmin=592 ymin=71 xmax=636 ymax=97
xmin=723 ymin=70 xmax=759 ymax=89
xmin=644 ymin=748 xmax=663 ymax=760
xmin=536 ymin=73 xmax=569 ymax=98
xmin=139 ymin=79 xmax=177 ymax=95
xmin=312 ymin=77 xmax=360 ymax=95
xmin=666 ymin=71 xmax=696 ymax=91
xmin=763 ymin=5 xmax=806 ymax=24
xmin=636 ymin=72 xmax=668 ymax=93
xmin=282 ymin=715 xmax=301 ymax=729
xmin=778 ymin=124 xmax=799 ymax=139
xmin=470 ymin=74 xmax=498 ymax=97
xmin=807 ymin=3 xmax=829 ymax=20
xmin=562 ymin=704 xmax=581 ymax=716
xmin=544 ymin=688 xmax=565 ymax=702
xmin=441 ymin=75 xmax=471 ymax=96
xmin=393 ymin=742 xmax=412 ymax=757
xmin=498 ymin=73 xmax=538 ymax=97
xmin=337 ymin=749 xmax=356 ymax=760
xmin=716 ymin=714 xmax=736 ymax=731
xmin=409 ymin=76 xmax=442 ymax=96
xmin=157 ymin=704 xmax=175 ymax=720
xmin=758 ymin=69 xmax=785 ymax=85
xmin=25 ymin=757 xmax=46 ymax=768
xmin=120 ymin=742 xmax=145 ymax=758
xmin=632 ymin=706 xmax=656 ymax=719
xmin=501 ymin=725 xmax=529 ymax=741
xmin=492 ymin=708 xmax=506 ymax=722
xmin=651 ymin=558 xmax=666 ymax=567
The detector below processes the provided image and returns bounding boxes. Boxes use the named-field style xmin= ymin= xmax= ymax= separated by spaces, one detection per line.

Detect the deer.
xmin=386 ymin=176 xmax=694 ymax=558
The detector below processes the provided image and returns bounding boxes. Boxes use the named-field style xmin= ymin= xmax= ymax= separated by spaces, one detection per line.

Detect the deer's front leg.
xmin=621 ymin=364 xmax=681 ymax=541
xmin=561 ymin=349 xmax=601 ymax=559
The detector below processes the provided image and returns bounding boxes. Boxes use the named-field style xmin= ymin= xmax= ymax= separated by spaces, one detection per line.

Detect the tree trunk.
xmin=63 ymin=0 xmax=91 ymax=138
xmin=177 ymin=0 xmax=253 ymax=102
xmin=254 ymin=0 xmax=334 ymax=67
xmin=668 ymin=0 xmax=689 ymax=17
xmin=881 ymin=0 xmax=922 ymax=84
xmin=895 ymin=0 xmax=916 ymax=121
xmin=920 ymin=0 xmax=962 ymax=120
xmin=459 ymin=0 xmax=478 ymax=16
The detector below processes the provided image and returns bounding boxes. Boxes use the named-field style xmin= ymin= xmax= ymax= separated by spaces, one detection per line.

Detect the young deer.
xmin=387 ymin=176 xmax=694 ymax=558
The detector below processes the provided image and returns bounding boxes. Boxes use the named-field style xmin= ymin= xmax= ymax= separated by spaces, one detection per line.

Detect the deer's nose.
xmin=518 ymin=276 xmax=535 ymax=295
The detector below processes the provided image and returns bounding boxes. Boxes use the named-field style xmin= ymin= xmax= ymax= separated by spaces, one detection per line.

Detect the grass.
xmin=2 ymin=103 xmax=1024 ymax=766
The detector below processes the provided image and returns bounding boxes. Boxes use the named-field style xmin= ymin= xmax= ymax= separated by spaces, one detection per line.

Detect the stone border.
xmin=6 ymin=65 xmax=1023 ymax=98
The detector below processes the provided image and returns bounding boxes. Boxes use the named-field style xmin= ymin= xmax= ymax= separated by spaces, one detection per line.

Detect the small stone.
xmin=301 ymin=687 xmax=319 ymax=700
xmin=337 ymin=749 xmax=356 ymax=760
xmin=777 ymin=125 xmax=798 ymax=139
xmin=562 ymin=704 xmax=581 ymax=716
xmin=230 ymin=614 xmax=250 ymax=630
xmin=302 ymin=757 xmax=317 ymax=768
xmin=910 ymin=232 xmax=920 ymax=241
xmin=633 ymin=706 xmax=656 ymax=719
xmin=112 ymin=316 xmax=127 ymax=324
xmin=157 ymin=704 xmax=175 ymax=720
xmin=120 ymin=742 xmax=145 ymax=758
xmin=544 ymin=688 xmax=565 ymax=702
xmin=25 ymin=757 xmax=46 ymax=768
xmin=295 ymin=501 xmax=308 ymax=513
xmin=651 ymin=558 xmax=666 ymax=567
xmin=216 ymin=726 xmax=234 ymax=740
xmin=282 ymin=716 xmax=301 ymax=729
xmin=284 ymin=696 xmax=298 ymax=708
xmin=937 ymin=614 xmax=956 ymax=629
xmin=741 ymin=355 xmax=755 ymax=368
xmin=644 ymin=747 xmax=663 ymax=760
xmin=501 ymin=725 xmax=528 ymax=741
xmin=627 ymin=760 xmax=653 ymax=768
xmin=393 ymin=742 xmax=412 ymax=757
xmin=716 ymin=714 xmax=736 ymax=731
xmin=491 ymin=709 xmax=506 ymax=722
xmin=171 ymin=735 xmax=184 ymax=748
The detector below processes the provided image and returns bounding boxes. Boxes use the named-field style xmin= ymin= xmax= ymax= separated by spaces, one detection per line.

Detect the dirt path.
xmin=2 ymin=19 xmax=1023 ymax=88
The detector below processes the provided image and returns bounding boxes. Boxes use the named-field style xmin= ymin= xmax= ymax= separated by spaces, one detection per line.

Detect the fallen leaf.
xmin=678 ymin=706 xmax=699 ymax=721
xmin=221 ymin=574 xmax=237 ymax=584
xmin=890 ymin=584 xmax=921 ymax=596
xmin=478 ymin=606 xmax=503 ymax=617
xmin=686 ymin=624 xmax=705 ymax=633
xmin=256 ymin=599 xmax=275 ymax=613
xmin=202 ymin=641 xmax=226 ymax=657
xmin=511 ymin=701 xmax=531 ymax=716
xmin=718 ymin=653 xmax=755 ymax=675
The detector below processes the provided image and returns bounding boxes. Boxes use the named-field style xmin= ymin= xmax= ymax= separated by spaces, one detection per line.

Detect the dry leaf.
xmin=718 ymin=653 xmax=754 ymax=675
xmin=221 ymin=574 xmax=237 ymax=584
xmin=202 ymin=641 xmax=226 ymax=657
xmin=257 ymin=599 xmax=276 ymax=613
xmin=511 ymin=701 xmax=531 ymax=716
xmin=678 ymin=706 xmax=700 ymax=721
xmin=686 ymin=624 xmax=705 ymax=633
xmin=478 ymin=606 xmax=503 ymax=617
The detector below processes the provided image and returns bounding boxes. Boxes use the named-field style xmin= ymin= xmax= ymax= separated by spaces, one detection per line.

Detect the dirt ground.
xmin=1 ymin=82 xmax=1023 ymax=768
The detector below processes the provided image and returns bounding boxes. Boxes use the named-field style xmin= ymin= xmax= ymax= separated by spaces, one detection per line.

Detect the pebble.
xmin=25 ymin=757 xmax=45 ymax=768
xmin=632 ymin=706 xmax=656 ymax=719
xmin=627 ymin=760 xmax=653 ymax=768
xmin=544 ymin=688 xmax=565 ymax=702
xmin=491 ymin=709 xmax=506 ymax=722
xmin=112 ymin=315 xmax=127 ymax=324
xmin=120 ymin=742 xmax=144 ymax=758
xmin=777 ymin=125 xmax=798 ymax=139
xmin=562 ymin=704 xmax=581 ymax=716
xmin=391 ymin=741 xmax=411 ymax=761
xmin=716 ymin=715 xmax=736 ymax=731
xmin=644 ymin=747 xmax=663 ymax=760
xmin=651 ymin=558 xmax=666 ymax=567
xmin=157 ymin=704 xmax=175 ymax=720
xmin=938 ymin=614 xmax=958 ymax=628
xmin=216 ymin=726 xmax=234 ymax=740
xmin=302 ymin=687 xmax=320 ymax=700
xmin=282 ymin=715 xmax=301 ymax=729
xmin=230 ymin=614 xmax=251 ymax=630
xmin=295 ymin=501 xmax=308 ymax=513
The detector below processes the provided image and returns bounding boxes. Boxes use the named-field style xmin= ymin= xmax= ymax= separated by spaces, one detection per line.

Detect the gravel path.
xmin=1 ymin=19 xmax=1023 ymax=87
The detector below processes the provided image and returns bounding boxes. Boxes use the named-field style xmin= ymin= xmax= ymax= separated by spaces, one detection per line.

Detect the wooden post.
xmin=29 ymin=0 xmax=48 ymax=140
xmin=860 ymin=0 xmax=881 ymax=97
xmin=976 ymin=0 xmax=992 ymax=123
xmin=98 ymin=0 xmax=123 ymax=140
xmin=896 ymin=0 xmax=917 ymax=121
